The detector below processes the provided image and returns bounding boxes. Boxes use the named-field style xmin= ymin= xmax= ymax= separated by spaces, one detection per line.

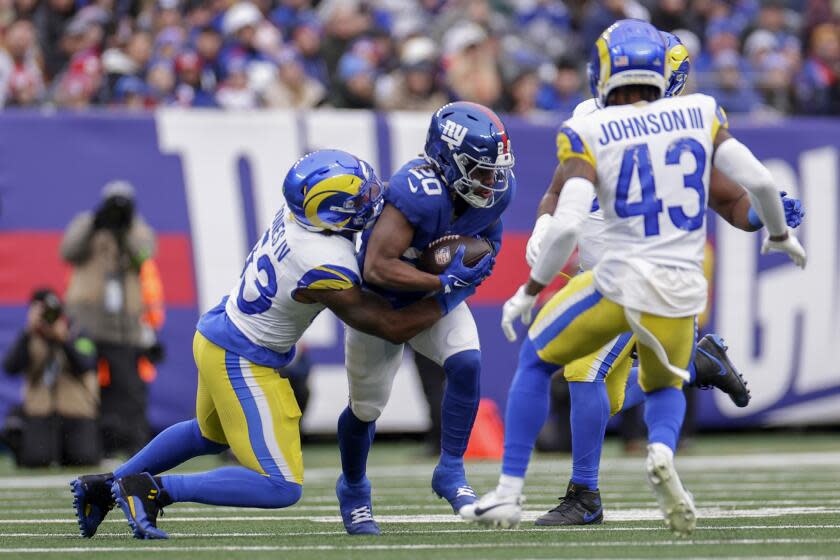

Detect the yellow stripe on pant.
xmin=528 ymin=271 xmax=695 ymax=394
xmin=192 ymin=332 xmax=304 ymax=485
xmin=565 ymin=332 xmax=636 ymax=415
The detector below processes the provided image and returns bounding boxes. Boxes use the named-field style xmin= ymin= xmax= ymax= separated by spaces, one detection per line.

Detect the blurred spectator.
xmin=443 ymin=21 xmax=502 ymax=109
xmin=375 ymin=36 xmax=446 ymax=111
xmin=263 ymin=48 xmax=325 ymax=108
xmin=194 ymin=26 xmax=223 ymax=90
xmin=288 ymin=14 xmax=329 ymax=86
xmin=514 ymin=0 xmax=574 ymax=60
xmin=112 ymin=75 xmax=148 ymax=110
xmin=651 ymin=0 xmax=699 ymax=36
xmin=216 ymin=55 xmax=258 ymax=109
xmin=102 ymin=31 xmax=153 ymax=97
xmin=33 ymin=0 xmax=76 ymax=79
xmin=0 ymin=19 xmax=45 ymax=107
xmin=582 ymin=0 xmax=650 ymax=50
xmin=60 ymin=180 xmax=157 ymax=457
xmin=145 ymin=59 xmax=176 ymax=104
xmin=331 ymin=51 xmax=375 ymax=109
xmin=536 ymin=57 xmax=584 ymax=116
xmin=318 ymin=0 xmax=374 ymax=79
xmin=504 ymin=67 xmax=541 ymax=115
xmin=2 ymin=288 xmax=99 ymax=468
xmin=794 ymin=23 xmax=840 ymax=114
xmin=172 ymin=50 xmax=217 ymax=107
xmin=704 ymin=49 xmax=764 ymax=114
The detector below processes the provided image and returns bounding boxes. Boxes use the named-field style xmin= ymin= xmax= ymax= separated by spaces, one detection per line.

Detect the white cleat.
xmin=646 ymin=443 xmax=697 ymax=537
xmin=459 ymin=490 xmax=523 ymax=529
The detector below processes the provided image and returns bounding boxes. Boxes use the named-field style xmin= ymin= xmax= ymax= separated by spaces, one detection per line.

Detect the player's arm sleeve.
xmin=713 ymin=138 xmax=787 ymax=237
xmin=556 ymin=124 xmax=596 ymax=167
xmin=480 ymin=218 xmax=503 ymax=254
xmin=530 ymin=177 xmax=595 ymax=285
xmin=297 ymin=264 xmax=361 ymax=292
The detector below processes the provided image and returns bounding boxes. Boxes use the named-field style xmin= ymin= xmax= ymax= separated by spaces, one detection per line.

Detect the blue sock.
xmin=162 ymin=466 xmax=301 ymax=508
xmin=621 ymin=367 xmax=646 ymax=412
xmin=114 ymin=419 xmax=228 ymax=479
xmin=337 ymin=406 xmax=375 ymax=485
xmin=439 ymin=350 xmax=482 ymax=469
xmin=568 ymin=381 xmax=609 ymax=490
xmin=644 ymin=387 xmax=686 ymax=452
xmin=501 ymin=338 xmax=557 ymax=478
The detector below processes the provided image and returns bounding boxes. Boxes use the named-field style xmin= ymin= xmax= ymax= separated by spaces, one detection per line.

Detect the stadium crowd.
xmin=0 ymin=0 xmax=837 ymax=115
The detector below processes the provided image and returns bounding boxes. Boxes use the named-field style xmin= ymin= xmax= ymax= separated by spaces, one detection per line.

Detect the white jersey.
xmin=198 ymin=205 xmax=360 ymax=368
xmin=558 ymin=93 xmax=727 ymax=316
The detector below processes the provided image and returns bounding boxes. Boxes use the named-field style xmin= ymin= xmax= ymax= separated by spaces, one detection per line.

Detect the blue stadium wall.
xmin=0 ymin=109 xmax=837 ymax=433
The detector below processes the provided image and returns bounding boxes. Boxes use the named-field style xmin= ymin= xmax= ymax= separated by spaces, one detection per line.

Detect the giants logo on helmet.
xmin=441 ymin=120 xmax=468 ymax=149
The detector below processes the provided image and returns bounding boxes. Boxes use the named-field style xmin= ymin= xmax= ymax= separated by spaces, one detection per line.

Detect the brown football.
xmin=417 ymin=235 xmax=494 ymax=275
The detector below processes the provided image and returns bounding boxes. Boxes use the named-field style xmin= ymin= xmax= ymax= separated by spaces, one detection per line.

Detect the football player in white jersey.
xmin=70 ymin=150 xmax=490 ymax=540
xmin=463 ymin=20 xmax=806 ymax=535
xmin=513 ymin=29 xmax=805 ymax=527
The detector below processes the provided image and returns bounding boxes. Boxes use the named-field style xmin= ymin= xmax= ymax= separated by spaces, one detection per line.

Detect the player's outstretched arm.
xmin=713 ymin=128 xmax=806 ymax=268
xmin=363 ymin=204 xmax=444 ymax=292
xmin=300 ymin=285 xmax=467 ymax=344
xmin=502 ymin=158 xmax=596 ymax=342
xmin=709 ymin=169 xmax=805 ymax=232
xmin=526 ymin=164 xmax=566 ymax=266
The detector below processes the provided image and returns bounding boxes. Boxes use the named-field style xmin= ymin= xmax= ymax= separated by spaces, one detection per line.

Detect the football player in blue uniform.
xmin=514 ymin=28 xmax=806 ymax=527
xmin=69 ymin=149 xmax=490 ymax=539
xmin=335 ymin=102 xmax=515 ymax=535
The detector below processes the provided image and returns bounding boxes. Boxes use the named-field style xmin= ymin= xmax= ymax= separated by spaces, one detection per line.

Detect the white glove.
xmin=525 ymin=214 xmax=552 ymax=267
xmin=761 ymin=230 xmax=807 ymax=269
xmin=501 ymin=285 xmax=537 ymax=342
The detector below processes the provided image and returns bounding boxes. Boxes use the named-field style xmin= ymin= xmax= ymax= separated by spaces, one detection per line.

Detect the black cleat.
xmin=692 ymin=334 xmax=751 ymax=408
xmin=70 ymin=473 xmax=115 ymax=538
xmin=112 ymin=473 xmax=171 ymax=539
xmin=534 ymin=481 xmax=603 ymax=526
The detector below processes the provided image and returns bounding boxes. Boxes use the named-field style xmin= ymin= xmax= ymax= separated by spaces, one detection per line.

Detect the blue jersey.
xmin=358 ymin=158 xmax=516 ymax=308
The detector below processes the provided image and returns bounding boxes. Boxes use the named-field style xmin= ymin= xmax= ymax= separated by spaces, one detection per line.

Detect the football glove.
xmin=761 ymin=230 xmax=807 ymax=269
xmin=525 ymin=214 xmax=552 ymax=267
xmin=501 ymin=285 xmax=537 ymax=342
xmin=438 ymin=245 xmax=495 ymax=294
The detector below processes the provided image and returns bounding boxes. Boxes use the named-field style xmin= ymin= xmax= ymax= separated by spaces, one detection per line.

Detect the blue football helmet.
xmin=661 ymin=31 xmax=690 ymax=97
xmin=283 ymin=149 xmax=384 ymax=233
xmin=588 ymin=19 xmax=669 ymax=106
xmin=424 ymin=101 xmax=514 ymax=209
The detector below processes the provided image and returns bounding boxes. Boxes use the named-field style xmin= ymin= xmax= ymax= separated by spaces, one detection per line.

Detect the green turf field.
xmin=1 ymin=433 xmax=839 ymax=559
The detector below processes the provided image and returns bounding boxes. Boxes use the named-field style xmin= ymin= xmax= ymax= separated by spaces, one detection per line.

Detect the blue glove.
xmin=747 ymin=191 xmax=806 ymax=229
xmin=435 ymin=284 xmax=477 ymax=315
xmin=438 ymin=245 xmax=495 ymax=294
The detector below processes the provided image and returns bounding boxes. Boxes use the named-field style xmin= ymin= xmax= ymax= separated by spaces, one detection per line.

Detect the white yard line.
xmin=1 ymin=538 xmax=839 ymax=554
xmin=3 ymin=506 xmax=840 ymax=525
xmin=11 ymin=498 xmax=840 ymax=516
xmin=6 ymin=524 xmax=840 ymax=539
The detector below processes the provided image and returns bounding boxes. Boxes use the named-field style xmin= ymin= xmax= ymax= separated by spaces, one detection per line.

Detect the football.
xmin=417 ymin=235 xmax=494 ymax=275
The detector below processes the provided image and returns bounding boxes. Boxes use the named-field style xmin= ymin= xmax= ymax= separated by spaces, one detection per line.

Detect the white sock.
xmin=496 ymin=474 xmax=524 ymax=497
